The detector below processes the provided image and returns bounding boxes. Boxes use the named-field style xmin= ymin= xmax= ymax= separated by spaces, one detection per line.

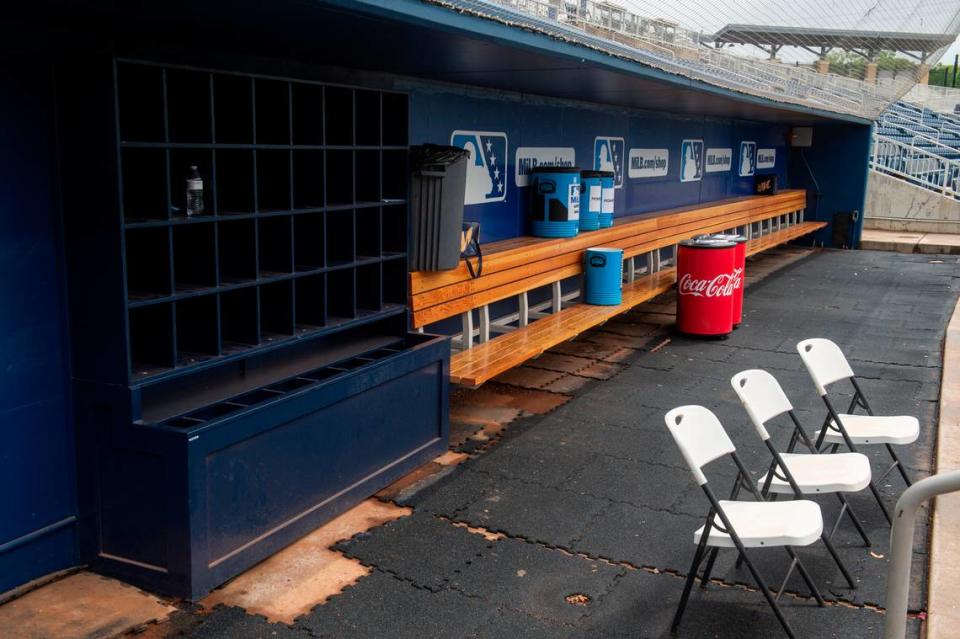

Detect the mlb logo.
xmin=594 ymin=137 xmax=625 ymax=188
xmin=680 ymin=139 xmax=703 ymax=183
xmin=739 ymin=141 xmax=757 ymax=177
xmin=451 ymin=130 xmax=508 ymax=205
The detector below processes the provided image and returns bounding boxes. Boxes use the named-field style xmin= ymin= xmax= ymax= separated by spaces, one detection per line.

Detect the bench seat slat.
xmin=449 ymin=221 xmax=826 ymax=388
xmin=450 ymin=269 xmax=677 ymax=387
xmin=412 ymin=200 xmax=807 ymax=327
xmin=411 ymin=190 xmax=806 ymax=297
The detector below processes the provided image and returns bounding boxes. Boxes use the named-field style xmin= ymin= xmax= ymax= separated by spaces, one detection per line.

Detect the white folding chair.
xmin=730 ymin=369 xmax=871 ymax=591
xmin=665 ymin=405 xmax=825 ymax=639
xmin=796 ymin=338 xmax=920 ymax=524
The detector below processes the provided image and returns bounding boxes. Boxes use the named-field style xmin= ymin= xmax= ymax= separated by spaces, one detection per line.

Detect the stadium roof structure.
xmin=707 ymin=24 xmax=957 ymax=61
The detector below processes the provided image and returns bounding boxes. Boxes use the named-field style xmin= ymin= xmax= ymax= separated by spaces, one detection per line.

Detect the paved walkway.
xmin=861 ymin=228 xmax=960 ymax=254
xmin=10 ymin=248 xmax=956 ymax=639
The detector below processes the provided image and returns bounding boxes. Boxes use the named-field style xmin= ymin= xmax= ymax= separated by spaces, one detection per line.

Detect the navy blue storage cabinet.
xmin=59 ymin=56 xmax=449 ymax=598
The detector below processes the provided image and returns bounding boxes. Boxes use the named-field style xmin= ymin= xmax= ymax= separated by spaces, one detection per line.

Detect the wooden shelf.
xmin=116 ymin=61 xmax=410 ymax=382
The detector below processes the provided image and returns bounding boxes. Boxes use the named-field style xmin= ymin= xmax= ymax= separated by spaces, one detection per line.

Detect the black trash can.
xmin=832 ymin=210 xmax=857 ymax=249
xmin=409 ymin=144 xmax=469 ymax=271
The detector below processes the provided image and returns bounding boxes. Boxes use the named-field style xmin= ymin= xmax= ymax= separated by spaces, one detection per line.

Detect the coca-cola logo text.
xmin=678 ymin=267 xmax=743 ymax=298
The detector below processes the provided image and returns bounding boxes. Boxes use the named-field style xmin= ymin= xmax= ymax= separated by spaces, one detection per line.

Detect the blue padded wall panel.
xmin=410 ymin=84 xmax=790 ymax=243
xmin=0 ymin=46 xmax=79 ymax=593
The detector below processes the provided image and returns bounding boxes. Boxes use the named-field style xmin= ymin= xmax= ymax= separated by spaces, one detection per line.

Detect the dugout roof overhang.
xmin=27 ymin=0 xmax=872 ymax=126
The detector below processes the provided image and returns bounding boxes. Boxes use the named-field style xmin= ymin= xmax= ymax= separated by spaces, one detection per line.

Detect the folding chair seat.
xmin=758 ymin=452 xmax=872 ymax=495
xmin=796 ymin=338 xmax=919 ymax=524
xmin=664 ymin=405 xmax=826 ymax=639
xmin=818 ymin=413 xmax=919 ymax=446
xmin=694 ymin=500 xmax=822 ymax=548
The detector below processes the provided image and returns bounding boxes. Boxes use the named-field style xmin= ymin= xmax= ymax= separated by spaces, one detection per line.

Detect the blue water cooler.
xmin=530 ymin=166 xmax=581 ymax=238
xmin=584 ymin=247 xmax=623 ymax=305
xmin=579 ymin=170 xmax=603 ymax=232
xmin=598 ymin=171 xmax=615 ymax=228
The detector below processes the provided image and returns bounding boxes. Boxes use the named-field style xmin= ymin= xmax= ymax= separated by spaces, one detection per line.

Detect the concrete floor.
xmin=4 ymin=247 xmax=957 ymax=639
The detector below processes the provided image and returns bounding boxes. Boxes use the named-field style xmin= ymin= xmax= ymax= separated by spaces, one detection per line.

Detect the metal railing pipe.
xmin=884 ymin=470 xmax=960 ymax=639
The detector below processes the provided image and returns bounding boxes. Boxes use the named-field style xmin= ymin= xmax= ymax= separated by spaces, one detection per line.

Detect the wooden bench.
xmin=410 ymin=190 xmax=826 ymax=388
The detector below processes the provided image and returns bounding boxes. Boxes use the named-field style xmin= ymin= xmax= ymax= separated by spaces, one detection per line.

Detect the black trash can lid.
xmin=679 ymin=237 xmax=736 ymax=248
xmin=530 ymin=166 xmax=581 ymax=173
xmin=410 ymin=144 xmax=470 ymax=167
xmin=580 ymin=170 xmax=607 ymax=178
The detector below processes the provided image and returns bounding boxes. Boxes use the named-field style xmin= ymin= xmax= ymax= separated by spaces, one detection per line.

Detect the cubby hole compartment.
xmin=166 ymin=68 xmax=212 ymax=143
xmin=175 ymin=295 xmax=219 ymax=366
xmin=220 ymin=287 xmax=259 ymax=354
xmin=216 ymin=150 xmax=255 ymax=214
xmin=129 ymin=303 xmax=175 ymax=378
xmin=169 ymin=148 xmax=214 ymax=220
xmin=259 ymin=280 xmax=294 ymax=342
xmin=326 ymin=268 xmax=356 ymax=325
xmin=355 ymin=150 xmax=381 ymax=204
xmin=293 ymin=213 xmax=324 ymax=271
xmin=381 ymin=92 xmax=408 ymax=147
xmin=183 ymin=401 xmax=245 ymax=423
xmin=382 ymin=258 xmax=407 ymax=308
xmin=232 ymin=388 xmax=283 ymax=406
xmin=325 ymin=210 xmax=354 ymax=266
xmin=381 ymin=150 xmax=408 ymax=201
xmin=292 ymin=82 xmax=324 ymax=145
xmin=121 ymin=148 xmax=168 ymax=221
xmin=295 ymin=367 xmax=340 ymax=383
xmin=125 ymin=227 xmax=171 ymax=300
xmin=292 ymin=150 xmax=324 ymax=210
xmin=355 ymin=207 xmax=380 ymax=260
xmin=255 ymin=78 xmax=291 ymax=145
xmin=324 ymin=87 xmax=353 ymax=146
xmin=116 ymin=63 xmax=165 ymax=142
xmin=258 ymin=216 xmax=293 ymax=276
xmin=381 ymin=204 xmax=408 ymax=255
xmin=325 ymin=150 xmax=354 ymax=206
xmin=294 ymin=274 xmax=326 ymax=333
xmin=269 ymin=377 xmax=314 ymax=393
xmin=213 ymin=73 xmax=253 ymax=144
xmin=356 ymin=263 xmax=382 ymax=315
xmin=140 ymin=316 xmax=410 ymax=424
xmin=330 ymin=357 xmax=375 ymax=372
xmin=218 ymin=219 xmax=257 ymax=284
xmin=256 ymin=149 xmax=292 ymax=212
xmin=355 ymin=90 xmax=380 ymax=146
xmin=172 ymin=224 xmax=217 ymax=292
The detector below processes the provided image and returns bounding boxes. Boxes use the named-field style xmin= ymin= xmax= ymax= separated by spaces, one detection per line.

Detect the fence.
xmin=434 ymin=0 xmax=923 ymax=120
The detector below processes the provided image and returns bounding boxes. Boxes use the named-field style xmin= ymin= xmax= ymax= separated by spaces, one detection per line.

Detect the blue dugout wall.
xmin=0 ymin=0 xmax=873 ymax=595
xmin=411 ymin=85 xmax=791 ymax=242
xmin=0 ymin=44 xmax=79 ymax=594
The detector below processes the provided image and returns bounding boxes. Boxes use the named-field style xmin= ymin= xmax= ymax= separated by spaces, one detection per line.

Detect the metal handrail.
xmin=870 ymin=133 xmax=960 ymax=198
xmin=884 ymin=470 xmax=960 ymax=639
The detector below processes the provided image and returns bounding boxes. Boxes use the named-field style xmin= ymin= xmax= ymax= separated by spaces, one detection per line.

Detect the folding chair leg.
xmin=783 ymin=546 xmax=826 ymax=606
xmin=700 ymin=547 xmax=720 ymax=589
xmin=736 ymin=548 xmax=799 ymax=639
xmin=885 ymin=444 xmax=914 ymax=486
xmin=836 ymin=493 xmax=871 ymax=546
xmin=867 ymin=480 xmax=893 ymax=525
xmin=671 ymin=537 xmax=710 ymax=632
xmin=820 ymin=532 xmax=857 ymax=589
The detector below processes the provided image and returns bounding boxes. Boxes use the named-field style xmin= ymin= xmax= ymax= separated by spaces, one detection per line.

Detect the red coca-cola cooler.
xmin=676 ymin=237 xmax=737 ymax=337
xmin=711 ymin=234 xmax=746 ymax=327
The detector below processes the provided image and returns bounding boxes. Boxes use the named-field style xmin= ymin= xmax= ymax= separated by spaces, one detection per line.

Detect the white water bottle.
xmin=186 ymin=165 xmax=204 ymax=217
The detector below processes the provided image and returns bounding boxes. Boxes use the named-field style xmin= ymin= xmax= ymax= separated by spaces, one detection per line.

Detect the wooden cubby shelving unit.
xmin=117 ymin=60 xmax=412 ymax=391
